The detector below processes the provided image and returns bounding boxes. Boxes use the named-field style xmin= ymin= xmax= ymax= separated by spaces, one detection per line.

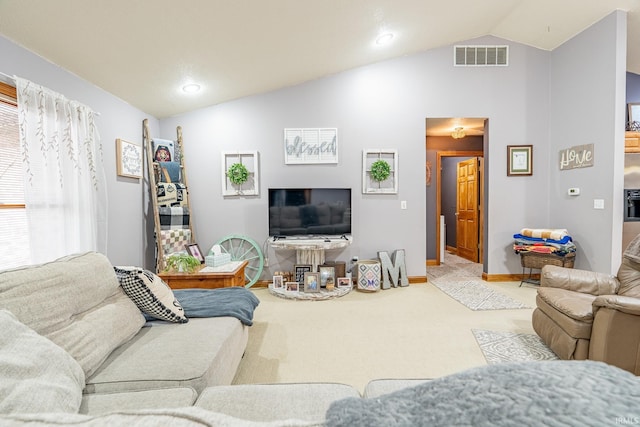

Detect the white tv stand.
xmin=269 ymin=236 xmax=352 ymax=270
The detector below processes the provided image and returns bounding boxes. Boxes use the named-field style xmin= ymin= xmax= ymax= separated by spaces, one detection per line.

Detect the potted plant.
xmin=226 ymin=162 xmax=249 ymax=186
xmin=165 ymin=253 xmax=201 ymax=273
xmin=370 ymin=159 xmax=391 ymax=182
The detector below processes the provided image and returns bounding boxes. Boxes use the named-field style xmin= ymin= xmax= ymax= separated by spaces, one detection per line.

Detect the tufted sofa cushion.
xmin=0 ymin=252 xmax=145 ymax=377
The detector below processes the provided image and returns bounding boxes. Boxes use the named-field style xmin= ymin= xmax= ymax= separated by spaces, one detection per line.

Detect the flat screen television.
xmin=268 ymin=188 xmax=352 ymax=239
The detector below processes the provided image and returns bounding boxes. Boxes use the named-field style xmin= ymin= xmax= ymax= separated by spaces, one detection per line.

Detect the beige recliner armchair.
xmin=532 ymin=237 xmax=640 ymax=375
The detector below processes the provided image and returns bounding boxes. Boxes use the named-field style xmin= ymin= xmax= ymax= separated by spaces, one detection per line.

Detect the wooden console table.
xmin=159 ymin=260 xmax=248 ymax=289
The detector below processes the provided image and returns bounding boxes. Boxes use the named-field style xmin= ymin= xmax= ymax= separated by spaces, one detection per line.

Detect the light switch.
xmin=401 ymin=201 xmax=407 ymax=210
xmin=593 ymin=199 xmax=605 ymax=209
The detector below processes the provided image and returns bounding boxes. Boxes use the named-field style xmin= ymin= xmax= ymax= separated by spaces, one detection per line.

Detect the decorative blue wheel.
xmin=211 ymin=235 xmax=264 ymax=288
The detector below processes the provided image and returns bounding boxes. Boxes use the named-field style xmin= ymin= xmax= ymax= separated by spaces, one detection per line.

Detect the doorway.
xmin=426 ymin=118 xmax=487 ymax=266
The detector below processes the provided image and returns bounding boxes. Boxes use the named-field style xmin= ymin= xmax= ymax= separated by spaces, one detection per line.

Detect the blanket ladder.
xmin=143 ymin=118 xmax=196 ymax=273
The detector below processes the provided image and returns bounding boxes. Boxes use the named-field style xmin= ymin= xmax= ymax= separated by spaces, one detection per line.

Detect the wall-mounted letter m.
xmin=377 ymin=250 xmax=409 ymax=289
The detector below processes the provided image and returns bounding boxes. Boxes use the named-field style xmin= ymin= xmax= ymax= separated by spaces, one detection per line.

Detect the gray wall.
xmin=0 ymin=10 xmax=627 ymax=277
xmin=548 ymin=10 xmax=626 ymax=274
xmin=162 ymin=12 xmax=625 ymax=278
xmin=161 ymin=34 xmax=554 ymax=279
xmin=0 ymin=35 xmax=159 ymax=268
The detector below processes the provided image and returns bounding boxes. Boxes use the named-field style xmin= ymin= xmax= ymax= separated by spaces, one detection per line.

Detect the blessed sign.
xmin=284 ymin=128 xmax=338 ymax=164
xmin=559 ymin=144 xmax=594 ymax=170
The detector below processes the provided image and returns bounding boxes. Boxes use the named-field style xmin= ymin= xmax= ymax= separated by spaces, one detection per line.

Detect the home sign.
xmin=559 ymin=143 xmax=594 ymax=170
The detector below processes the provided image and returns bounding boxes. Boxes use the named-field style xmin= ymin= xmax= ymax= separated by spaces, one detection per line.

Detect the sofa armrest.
xmin=540 ymin=265 xmax=619 ymax=296
xmin=593 ymin=295 xmax=640 ymax=316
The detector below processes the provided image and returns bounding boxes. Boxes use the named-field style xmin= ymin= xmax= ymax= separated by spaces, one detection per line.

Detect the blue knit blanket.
xmin=326 ymin=361 xmax=640 ymax=426
xmin=172 ymin=287 xmax=260 ymax=326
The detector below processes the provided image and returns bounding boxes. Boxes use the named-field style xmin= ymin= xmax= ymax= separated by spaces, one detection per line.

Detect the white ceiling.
xmin=1 ymin=0 xmax=638 ymax=119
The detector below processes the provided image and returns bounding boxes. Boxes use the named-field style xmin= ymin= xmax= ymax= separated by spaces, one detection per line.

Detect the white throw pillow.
xmin=115 ymin=267 xmax=188 ymax=323
xmin=0 ymin=309 xmax=85 ymax=414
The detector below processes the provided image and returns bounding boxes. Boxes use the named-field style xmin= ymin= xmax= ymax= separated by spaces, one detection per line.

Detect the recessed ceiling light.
xmin=182 ymin=83 xmax=201 ymax=93
xmin=375 ymin=32 xmax=394 ymax=46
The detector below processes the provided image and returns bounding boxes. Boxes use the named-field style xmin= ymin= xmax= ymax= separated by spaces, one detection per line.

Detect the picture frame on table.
xmin=273 ymin=275 xmax=284 ymax=289
xmin=186 ymin=243 xmax=205 ymax=263
xmin=294 ymin=264 xmax=312 ymax=284
xmin=337 ymin=277 xmax=352 ymax=289
xmin=303 ymin=272 xmax=320 ymax=293
xmin=318 ymin=265 xmax=335 ymax=288
xmin=507 ymin=145 xmax=533 ymax=176
xmin=285 ymin=282 xmax=299 ymax=292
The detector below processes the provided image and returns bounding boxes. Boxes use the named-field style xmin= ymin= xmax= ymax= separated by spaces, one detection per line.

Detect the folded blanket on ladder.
xmin=157 ymin=183 xmax=188 ymax=207
xmin=159 ymin=207 xmax=190 ymax=230
xmin=160 ymin=229 xmax=191 ymax=256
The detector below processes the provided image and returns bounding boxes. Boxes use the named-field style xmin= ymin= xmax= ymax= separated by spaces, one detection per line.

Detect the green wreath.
xmin=370 ymin=159 xmax=391 ymax=182
xmin=226 ymin=162 xmax=249 ymax=185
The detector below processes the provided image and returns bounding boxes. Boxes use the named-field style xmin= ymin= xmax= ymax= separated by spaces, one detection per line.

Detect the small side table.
xmin=159 ymin=260 xmax=248 ymax=289
xmin=519 ymin=252 xmax=575 ymax=287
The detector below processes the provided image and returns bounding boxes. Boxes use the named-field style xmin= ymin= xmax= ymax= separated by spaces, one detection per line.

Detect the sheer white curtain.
xmin=16 ymin=77 xmax=107 ymax=264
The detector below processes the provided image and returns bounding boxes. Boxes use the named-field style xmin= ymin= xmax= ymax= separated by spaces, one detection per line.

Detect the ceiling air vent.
xmin=454 ymin=45 xmax=509 ymax=66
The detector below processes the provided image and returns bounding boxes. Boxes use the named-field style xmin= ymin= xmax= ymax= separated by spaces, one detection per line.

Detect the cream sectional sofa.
xmin=2 ymin=252 xmax=639 ymax=426
xmin=0 ymin=252 xmax=250 ymax=414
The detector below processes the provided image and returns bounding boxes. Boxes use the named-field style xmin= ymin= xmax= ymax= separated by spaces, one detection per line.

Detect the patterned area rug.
xmin=431 ymin=280 xmax=531 ymax=310
xmin=428 ymin=252 xmax=530 ymax=310
xmin=473 ymin=329 xmax=559 ymax=363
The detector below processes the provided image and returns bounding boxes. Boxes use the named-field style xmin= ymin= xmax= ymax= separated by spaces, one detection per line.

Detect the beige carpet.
xmin=232 ymin=260 xmax=538 ymax=393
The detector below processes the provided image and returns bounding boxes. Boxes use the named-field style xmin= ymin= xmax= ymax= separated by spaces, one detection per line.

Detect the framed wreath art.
xmin=221 ymin=151 xmax=259 ymax=196
xmin=363 ymin=149 xmax=398 ymax=194
xmin=227 ymin=162 xmax=249 ymax=185
xmin=370 ymin=159 xmax=391 ymax=182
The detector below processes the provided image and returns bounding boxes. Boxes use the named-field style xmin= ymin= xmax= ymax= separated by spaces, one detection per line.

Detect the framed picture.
xmin=507 ymin=145 xmax=533 ymax=176
xmin=285 ymin=282 xmax=299 ymax=292
xmin=362 ymin=149 xmax=398 ymax=194
xmin=116 ymin=138 xmax=143 ymax=179
xmin=221 ymin=151 xmax=260 ymax=197
xmin=318 ymin=265 xmax=335 ymax=288
xmin=629 ymin=103 xmax=640 ymax=124
xmin=186 ymin=243 xmax=205 ymax=263
xmin=303 ymin=272 xmax=320 ymax=293
xmin=294 ymin=264 xmax=313 ymax=284
xmin=337 ymin=277 xmax=351 ymax=289
xmin=273 ymin=275 xmax=284 ymax=289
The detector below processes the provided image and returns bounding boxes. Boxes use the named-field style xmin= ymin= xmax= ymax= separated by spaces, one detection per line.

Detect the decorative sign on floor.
xmin=559 ymin=144 xmax=594 ymax=170
xmin=378 ymin=249 xmax=409 ymax=289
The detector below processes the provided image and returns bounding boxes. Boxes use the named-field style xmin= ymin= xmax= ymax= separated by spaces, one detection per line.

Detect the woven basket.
xmin=520 ymin=251 xmax=575 ymax=269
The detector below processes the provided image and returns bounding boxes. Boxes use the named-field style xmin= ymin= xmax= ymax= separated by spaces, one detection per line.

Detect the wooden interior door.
xmin=456 ymin=158 xmax=479 ymax=262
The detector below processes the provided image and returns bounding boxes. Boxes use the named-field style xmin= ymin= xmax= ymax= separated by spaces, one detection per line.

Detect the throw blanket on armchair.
xmin=173 ymin=287 xmax=260 ymax=326
xmin=326 ymin=360 xmax=640 ymax=427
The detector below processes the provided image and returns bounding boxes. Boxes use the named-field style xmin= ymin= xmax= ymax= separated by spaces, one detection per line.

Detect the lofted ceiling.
xmin=0 ymin=0 xmax=638 ymax=119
